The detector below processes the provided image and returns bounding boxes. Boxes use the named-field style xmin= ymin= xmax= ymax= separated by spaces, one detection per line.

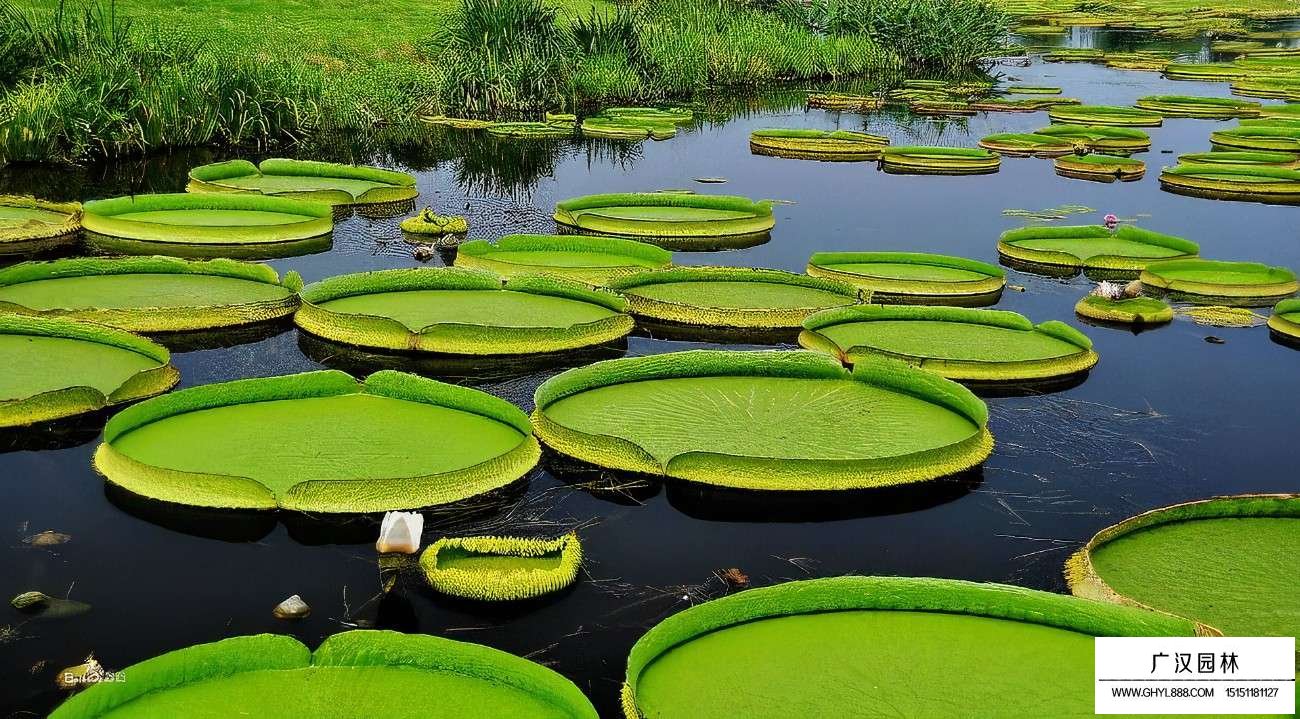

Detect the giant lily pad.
xmin=486 ymin=121 xmax=573 ymax=138
xmin=49 ymin=630 xmax=597 ymax=718
xmin=532 ymin=350 xmax=993 ymax=491
xmin=454 ymin=234 xmax=672 ymax=284
xmin=977 ymin=133 xmax=1076 ymax=157
xmin=296 ymin=268 xmax=632 ymax=355
xmin=581 ymin=116 xmax=676 ymax=141
xmin=1211 ymin=125 xmax=1300 ymax=152
xmin=1163 ymin=63 xmax=1250 ymax=81
xmin=1075 ymin=295 xmax=1174 ymax=325
xmin=1176 ymin=150 xmax=1300 ymax=167
xmin=82 ymin=193 xmax=332 ymax=259
xmin=800 ymin=305 xmax=1097 ymax=384
xmin=622 ymin=576 xmax=1205 ymax=719
xmin=1048 ymin=104 xmax=1163 ymax=127
xmin=1134 ymin=95 xmax=1261 ymax=118
xmin=805 ymin=251 xmax=1005 ymax=306
xmin=0 ymin=257 xmax=301 ymax=333
xmin=187 ymin=159 xmax=417 ymax=208
xmin=880 ymin=147 xmax=1001 ymax=175
xmin=94 ymin=370 xmax=540 ymax=512
xmin=1031 ymin=125 xmax=1152 ymax=153
xmin=0 ymin=195 xmax=81 ymax=256
xmin=1068 ymin=494 xmax=1300 ymax=641
xmin=1161 ymin=163 xmax=1300 ymax=203
xmin=553 ymin=193 xmax=775 ymax=248
xmin=419 ymin=532 xmax=582 ymax=601
xmin=0 ymin=314 xmax=178 ymax=428
xmin=806 ymin=93 xmax=883 ymax=111
xmin=998 ymin=225 xmax=1199 ymax=276
xmin=1140 ymin=259 xmax=1299 ymax=306
xmin=1054 ymin=154 xmax=1146 ymax=182
xmin=749 ymin=129 xmax=888 ymax=161
xmin=1269 ymin=298 xmax=1300 ymax=343
xmin=608 ymin=267 xmax=861 ymax=329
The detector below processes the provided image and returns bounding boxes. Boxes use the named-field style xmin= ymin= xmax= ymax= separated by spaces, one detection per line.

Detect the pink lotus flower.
xmin=1103 ymin=213 xmax=1119 ymax=229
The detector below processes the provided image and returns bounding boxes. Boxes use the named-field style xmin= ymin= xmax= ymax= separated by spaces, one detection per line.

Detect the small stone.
xmin=24 ymin=531 xmax=71 ymax=547
xmin=1205 ymin=336 xmax=1226 ymax=344
xmin=273 ymin=594 xmax=311 ymax=620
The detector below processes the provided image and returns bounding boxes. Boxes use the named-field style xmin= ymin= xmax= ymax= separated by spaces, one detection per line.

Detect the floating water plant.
xmin=1229 ymin=78 xmax=1300 ymax=99
xmin=1140 ymin=259 xmax=1299 ymax=306
xmin=553 ymin=193 xmax=775 ymax=248
xmin=1048 ymin=104 xmax=1164 ymax=127
xmin=748 ymin=129 xmax=889 ymax=161
xmin=581 ymin=116 xmax=676 ymax=141
xmin=0 ymin=196 xmax=82 ymax=256
xmin=94 ymin=370 xmax=540 ymax=512
xmin=0 ymin=314 xmax=178 ymax=428
xmin=1067 ymin=494 xmax=1299 ymax=640
xmin=800 ymin=305 xmax=1097 ymax=384
xmin=533 ymin=350 xmax=993 ymax=491
xmin=1031 ymin=125 xmax=1152 ymax=153
xmin=296 ymin=268 xmax=633 ymax=355
xmin=998 ymin=225 xmax=1199 ymax=275
xmin=1160 ymin=163 xmax=1300 ymax=203
xmin=908 ymin=100 xmax=977 ymax=117
xmin=420 ymin=115 xmax=494 ymax=129
xmin=1257 ymin=102 xmax=1300 ymax=119
xmin=1269 ymin=298 xmax=1300 ymax=343
xmin=968 ymin=97 xmax=1080 ymax=112
xmin=419 ymin=532 xmax=582 ymax=601
xmin=805 ymin=251 xmax=1005 ymax=306
xmin=880 ymin=147 xmax=1001 ymax=175
xmin=187 ymin=159 xmax=418 ymax=208
xmin=1044 ymin=47 xmax=1105 ymax=63
xmin=1163 ymin=63 xmax=1250 ymax=81
xmin=1075 ymin=292 xmax=1173 ymax=325
xmin=601 ymin=107 xmax=693 ymax=125
xmin=1133 ymin=95 xmax=1261 ymax=118
xmin=608 ymin=267 xmax=861 ymax=329
xmin=1210 ymin=125 xmax=1300 ymax=152
xmin=454 ymin=234 xmax=671 ymax=284
xmin=485 ymin=121 xmax=574 ymax=138
xmin=399 ymin=207 xmax=469 ymax=237
xmin=0 ymin=257 xmax=301 ymax=333
xmin=1176 ymin=150 xmax=1300 ymax=167
xmin=806 ymin=93 xmax=883 ymax=112
xmin=977 ymin=133 xmax=1076 ymax=157
xmin=81 ymin=193 xmax=332 ymax=259
xmin=1054 ymin=154 xmax=1146 ymax=182
xmin=49 ymin=630 xmax=598 ymax=718
xmin=1005 ymin=85 xmax=1062 ymax=94
xmin=621 ymin=576 xmax=1206 ymax=719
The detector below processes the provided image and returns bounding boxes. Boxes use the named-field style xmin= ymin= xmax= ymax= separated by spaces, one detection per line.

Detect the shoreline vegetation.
xmin=0 ymin=0 xmax=1010 ymax=164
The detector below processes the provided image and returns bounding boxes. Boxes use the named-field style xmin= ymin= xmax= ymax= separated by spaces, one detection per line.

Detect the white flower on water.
xmin=375 ymin=511 xmax=424 ymax=554
xmin=1091 ymin=281 xmax=1126 ymax=300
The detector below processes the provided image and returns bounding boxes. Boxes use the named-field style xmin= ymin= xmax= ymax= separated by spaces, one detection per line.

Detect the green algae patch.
xmin=296 ymin=268 xmax=632 ymax=355
xmin=977 ymin=133 xmax=1075 ymax=157
xmin=420 ymin=532 xmax=582 ymax=601
xmin=50 ymin=630 xmax=597 ymax=719
xmin=1048 ymin=104 xmax=1164 ymax=127
xmin=1161 ymin=163 xmax=1300 ymax=203
xmin=82 ymin=193 xmax=332 ymax=259
xmin=622 ymin=576 xmax=1204 ymax=719
xmin=806 ymin=251 xmax=1005 ymax=306
xmin=1176 ymin=151 xmax=1300 ymax=167
xmin=187 ymin=159 xmax=417 ymax=208
xmin=1269 ymin=298 xmax=1300 ymax=342
xmin=1211 ymin=125 xmax=1300 ymax=152
xmin=533 ymin=350 xmax=993 ymax=492
xmin=1140 ymin=259 xmax=1299 ymax=306
xmin=1068 ymin=494 xmax=1300 ymax=641
xmin=95 ymin=370 xmax=540 ymax=512
xmin=0 ymin=195 xmax=82 ymax=256
xmin=1134 ymin=95 xmax=1261 ymax=118
xmin=1031 ymin=125 xmax=1152 ymax=153
xmin=0 ymin=314 xmax=178 ymax=428
xmin=800 ymin=305 xmax=1097 ymax=383
xmin=998 ymin=225 xmax=1198 ymax=275
xmin=454 ymin=234 xmax=671 ymax=284
xmin=749 ymin=129 xmax=888 ymax=161
xmin=1075 ymin=295 xmax=1173 ymax=325
xmin=1054 ymin=154 xmax=1146 ymax=182
xmin=608 ymin=267 xmax=861 ymax=329
xmin=553 ymin=193 xmax=774 ymax=247
xmin=0 ymin=257 xmax=300 ymax=333
xmin=880 ymin=146 xmax=1001 ymax=175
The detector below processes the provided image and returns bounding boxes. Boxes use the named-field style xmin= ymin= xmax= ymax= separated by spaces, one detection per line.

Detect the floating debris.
xmin=55 ymin=655 xmax=111 ymax=691
xmin=272 ymin=594 xmax=311 ymax=620
xmin=694 ymin=177 xmax=727 ymax=183
xmin=1002 ymin=204 xmax=1095 ymax=221
xmin=23 ymin=531 xmax=71 ymax=547
xmin=10 ymin=591 xmax=90 ymax=619
xmin=715 ymin=568 xmax=750 ymax=590
xmin=1178 ymin=306 xmax=1268 ymax=327
xmin=1205 ymin=336 xmax=1226 ymax=344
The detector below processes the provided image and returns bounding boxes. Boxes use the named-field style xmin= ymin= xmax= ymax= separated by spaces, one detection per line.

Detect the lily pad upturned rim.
xmin=485 ymin=121 xmax=574 ymax=138
xmin=1047 ymin=104 xmax=1164 ymax=127
xmin=1054 ymin=154 xmax=1147 ymax=181
xmin=94 ymin=369 xmax=541 ymax=513
xmin=0 ymin=313 xmax=179 ymax=429
xmin=1210 ymin=125 xmax=1300 ymax=152
xmin=81 ymin=192 xmax=333 ymax=249
xmin=806 ymin=92 xmax=883 ymax=111
xmin=1074 ymin=295 xmax=1174 ymax=325
xmin=880 ymin=146 xmax=1001 ymax=175
xmin=749 ymin=129 xmax=889 ymax=160
xmin=977 ymin=132 xmax=1076 ymax=157
xmin=1176 ymin=150 xmax=1300 ymax=167
xmin=581 ymin=116 xmax=678 ymax=141
xmin=49 ymin=630 xmax=598 ymax=719
xmin=553 ymin=192 xmax=775 ymax=242
xmin=607 ymin=266 xmax=863 ymax=329
xmin=1031 ymin=124 xmax=1152 ymax=152
xmin=1134 ymin=95 xmax=1262 ymax=117
xmin=1140 ymin=258 xmax=1300 ymax=303
xmin=805 ymin=251 xmax=1005 ymax=304
xmin=621 ymin=575 xmax=1209 ymax=719
xmin=0 ymin=195 xmax=82 ymax=254
xmin=295 ymin=267 xmax=633 ymax=355
xmin=798 ymin=304 xmax=1098 ymax=382
xmin=1269 ymin=298 xmax=1300 ymax=341
xmin=454 ymin=234 xmax=672 ymax=283
xmin=997 ymin=225 xmax=1199 ymax=272
xmin=1065 ymin=493 xmax=1299 ymax=634
xmin=1160 ymin=163 xmax=1300 ymax=201
xmin=532 ymin=349 xmax=993 ymax=492
xmin=0 ymin=256 xmax=302 ymax=333
xmin=186 ymin=158 xmax=418 ymax=207
xmin=419 ymin=531 xmax=583 ymax=601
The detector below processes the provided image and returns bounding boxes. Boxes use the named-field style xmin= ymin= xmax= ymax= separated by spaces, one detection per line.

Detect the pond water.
xmin=3 ymin=31 xmax=1299 ymax=717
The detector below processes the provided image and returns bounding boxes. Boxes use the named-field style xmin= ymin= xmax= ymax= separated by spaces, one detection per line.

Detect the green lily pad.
xmin=0 ymin=195 xmax=81 ymax=256
xmin=805 ymin=251 xmax=1005 ymax=306
xmin=1140 ymin=259 xmax=1299 ymax=306
xmin=187 ymin=159 xmax=417 ymax=207
xmin=553 ymin=193 xmax=775 ymax=248
xmin=455 ymin=234 xmax=671 ymax=284
xmin=998 ymin=225 xmax=1199 ymax=275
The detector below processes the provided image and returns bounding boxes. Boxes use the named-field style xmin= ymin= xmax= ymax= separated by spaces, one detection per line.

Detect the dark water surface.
xmin=3 ymin=35 xmax=1299 ymax=717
